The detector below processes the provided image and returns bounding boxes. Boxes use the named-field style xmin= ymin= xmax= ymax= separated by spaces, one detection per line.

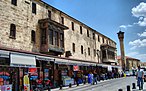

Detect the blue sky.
xmin=43 ymin=0 xmax=146 ymax=62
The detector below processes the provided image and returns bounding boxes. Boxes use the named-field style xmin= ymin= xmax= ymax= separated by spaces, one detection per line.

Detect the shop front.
xmin=34 ymin=56 xmax=54 ymax=90
xmin=10 ymin=53 xmax=36 ymax=91
xmin=0 ymin=50 xmax=19 ymax=91
xmin=54 ymin=59 xmax=73 ymax=87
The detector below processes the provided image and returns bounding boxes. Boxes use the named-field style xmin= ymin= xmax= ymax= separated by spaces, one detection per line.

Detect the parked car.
xmin=124 ymin=71 xmax=130 ymax=77
xmin=129 ymin=70 xmax=133 ymax=76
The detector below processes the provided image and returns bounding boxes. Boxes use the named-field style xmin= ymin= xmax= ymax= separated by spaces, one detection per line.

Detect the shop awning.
xmin=36 ymin=56 xmax=54 ymax=61
xmin=0 ymin=50 xmax=9 ymax=58
xmin=112 ymin=65 xmax=122 ymax=69
xmin=81 ymin=62 xmax=91 ymax=66
xmin=90 ymin=63 xmax=97 ymax=66
xmin=68 ymin=60 xmax=82 ymax=66
xmin=97 ymin=64 xmax=109 ymax=68
xmin=10 ymin=53 xmax=36 ymax=67
xmin=55 ymin=58 xmax=69 ymax=64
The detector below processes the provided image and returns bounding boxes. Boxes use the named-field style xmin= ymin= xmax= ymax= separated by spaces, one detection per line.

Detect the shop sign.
xmin=29 ymin=68 xmax=38 ymax=81
xmin=73 ymin=65 xmax=79 ymax=71
xmin=108 ymin=66 xmax=112 ymax=71
xmin=28 ymin=68 xmax=37 ymax=73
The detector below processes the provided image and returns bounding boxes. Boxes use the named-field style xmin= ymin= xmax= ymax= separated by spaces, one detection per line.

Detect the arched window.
xmin=10 ymin=24 xmax=16 ymax=38
xmin=31 ymin=30 xmax=35 ymax=43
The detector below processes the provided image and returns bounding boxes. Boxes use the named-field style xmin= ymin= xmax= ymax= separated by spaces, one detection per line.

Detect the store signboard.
xmin=29 ymin=68 xmax=38 ymax=81
xmin=10 ymin=53 xmax=36 ymax=67
xmin=28 ymin=68 xmax=37 ymax=73
xmin=108 ymin=66 xmax=112 ymax=71
xmin=73 ymin=65 xmax=79 ymax=71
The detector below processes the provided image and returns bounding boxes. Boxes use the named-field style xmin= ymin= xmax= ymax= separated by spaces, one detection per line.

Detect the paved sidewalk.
xmin=50 ymin=77 xmax=146 ymax=91
xmin=51 ymin=79 xmax=114 ymax=91
xmin=133 ymin=83 xmax=146 ymax=91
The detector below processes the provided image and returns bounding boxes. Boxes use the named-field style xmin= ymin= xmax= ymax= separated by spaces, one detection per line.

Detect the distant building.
xmin=141 ymin=62 xmax=146 ymax=67
xmin=117 ymin=56 xmax=140 ymax=70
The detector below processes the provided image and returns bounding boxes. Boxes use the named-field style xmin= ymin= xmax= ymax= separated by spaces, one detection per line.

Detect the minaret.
xmin=117 ymin=31 xmax=126 ymax=71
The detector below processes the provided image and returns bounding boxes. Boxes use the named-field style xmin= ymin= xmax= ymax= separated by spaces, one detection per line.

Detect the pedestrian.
xmin=90 ymin=72 xmax=94 ymax=85
xmin=88 ymin=72 xmax=93 ymax=84
xmin=136 ymin=65 xmax=144 ymax=90
xmin=93 ymin=70 xmax=98 ymax=84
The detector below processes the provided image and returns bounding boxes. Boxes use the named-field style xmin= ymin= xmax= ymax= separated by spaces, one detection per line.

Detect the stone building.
xmin=0 ymin=0 xmax=118 ymax=90
xmin=117 ymin=56 xmax=140 ymax=70
xmin=0 ymin=0 xmax=117 ymax=64
xmin=141 ymin=62 xmax=146 ymax=67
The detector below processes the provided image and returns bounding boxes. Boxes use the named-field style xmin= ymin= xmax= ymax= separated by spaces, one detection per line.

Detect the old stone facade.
xmin=0 ymin=0 xmax=117 ymax=64
xmin=117 ymin=56 xmax=140 ymax=70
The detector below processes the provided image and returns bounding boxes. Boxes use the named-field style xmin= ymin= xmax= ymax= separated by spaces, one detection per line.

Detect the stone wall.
xmin=0 ymin=0 xmax=117 ymax=63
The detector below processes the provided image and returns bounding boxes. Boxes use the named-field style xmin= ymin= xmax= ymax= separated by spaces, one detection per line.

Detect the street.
xmin=52 ymin=77 xmax=146 ymax=91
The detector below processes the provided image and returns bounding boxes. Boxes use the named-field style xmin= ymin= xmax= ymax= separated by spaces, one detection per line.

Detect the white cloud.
xmin=139 ymin=16 xmax=144 ymax=21
xmin=130 ymin=46 xmax=137 ymax=50
xmin=138 ymin=18 xmax=146 ymax=26
xmin=137 ymin=30 xmax=146 ymax=37
xmin=127 ymin=51 xmax=139 ymax=56
xmin=119 ymin=24 xmax=133 ymax=30
xmin=129 ymin=39 xmax=146 ymax=49
xmin=132 ymin=2 xmax=146 ymax=26
xmin=119 ymin=25 xmax=127 ymax=29
xmin=132 ymin=2 xmax=146 ymax=17
xmin=127 ymin=52 xmax=146 ymax=62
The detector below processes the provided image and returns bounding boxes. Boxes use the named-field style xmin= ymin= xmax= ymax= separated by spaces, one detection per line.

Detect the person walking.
xmin=93 ymin=70 xmax=98 ymax=84
xmin=136 ymin=65 xmax=144 ymax=90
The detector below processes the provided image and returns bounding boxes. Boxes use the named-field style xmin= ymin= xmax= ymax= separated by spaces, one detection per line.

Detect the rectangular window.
xmin=48 ymin=10 xmax=51 ymax=19
xmin=88 ymin=47 xmax=90 ymax=55
xmin=102 ymin=50 xmax=106 ymax=58
xmin=81 ymin=45 xmax=83 ymax=54
xmin=106 ymin=40 xmax=108 ymax=44
xmin=11 ymin=0 xmax=17 ymax=6
xmin=98 ymin=35 xmax=100 ymax=42
xmin=31 ymin=30 xmax=35 ymax=43
xmin=41 ymin=29 xmax=46 ymax=44
xmin=49 ymin=29 xmax=53 ymax=45
xmin=61 ymin=17 xmax=64 ymax=24
xmin=32 ymin=2 xmax=36 ymax=14
xmin=109 ymin=41 xmax=111 ymax=45
xmin=55 ymin=31 xmax=59 ymax=46
xmin=72 ymin=22 xmax=74 ymax=30
xmin=10 ymin=24 xmax=16 ymax=39
xmin=94 ymin=49 xmax=96 ymax=57
xmin=60 ymin=33 xmax=64 ymax=48
xmin=80 ymin=26 xmax=82 ymax=34
xmin=93 ymin=33 xmax=95 ymax=39
xmin=87 ymin=29 xmax=89 ymax=37
xmin=102 ymin=38 xmax=104 ymax=43
xmin=73 ymin=43 xmax=75 ymax=52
